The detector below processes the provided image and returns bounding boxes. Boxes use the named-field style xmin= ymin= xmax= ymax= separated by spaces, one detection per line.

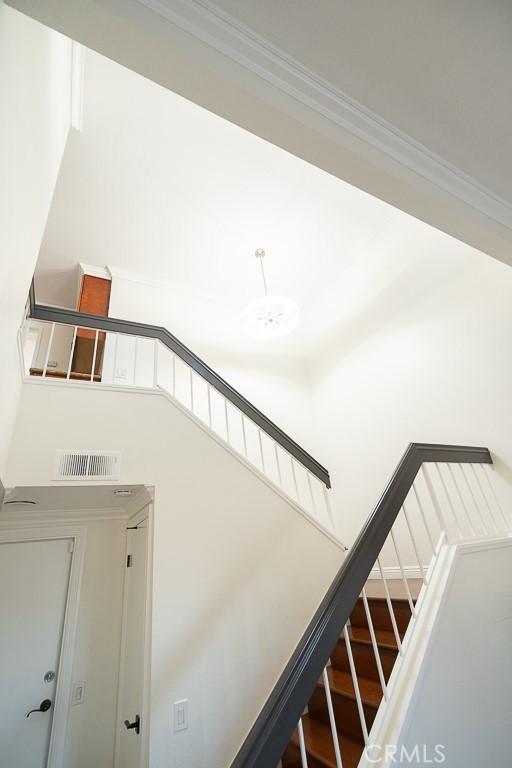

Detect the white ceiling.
xmin=36 ymin=44 xmax=481 ymax=360
xmin=209 ymin=0 xmax=512 ymax=204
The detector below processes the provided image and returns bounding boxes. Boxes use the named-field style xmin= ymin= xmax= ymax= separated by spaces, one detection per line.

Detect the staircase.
xmin=282 ymin=582 xmax=419 ymax=768
xmin=22 ymin=297 xmax=511 ymax=768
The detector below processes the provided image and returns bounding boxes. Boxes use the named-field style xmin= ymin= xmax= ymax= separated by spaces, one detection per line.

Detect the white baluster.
xmin=133 ymin=336 xmax=139 ymax=385
xmin=67 ymin=326 xmax=78 ymax=380
xmin=376 ymin=557 xmax=403 ymax=654
xmin=258 ymin=429 xmax=265 ymax=472
xmin=90 ymin=329 xmax=99 ymax=382
xmin=459 ymin=463 xmax=489 ymax=535
xmin=435 ymin=463 xmax=464 ymax=538
xmin=224 ymin=400 xmax=230 ymax=443
xmin=113 ymin=333 xmax=119 ymax=383
xmin=207 ymin=385 xmax=212 ymax=428
xmin=42 ymin=322 xmax=55 ymax=378
xmin=153 ymin=340 xmax=159 ymax=388
xmin=21 ymin=314 xmax=30 ymax=349
xmin=401 ymin=503 xmax=425 ymax=583
xmin=412 ymin=481 xmax=436 ymax=554
xmin=307 ymin=473 xmax=316 ymax=518
xmin=389 ymin=529 xmax=416 ymax=618
xmin=297 ymin=718 xmax=309 ymax=768
xmin=343 ymin=625 xmax=369 ymax=745
xmin=422 ymin=465 xmax=450 ymax=538
xmin=322 ymin=667 xmax=344 ymax=768
xmin=324 ymin=486 xmax=336 ymax=533
xmin=470 ymin=463 xmax=499 ymax=533
xmin=361 ymin=589 xmax=388 ymax=699
xmin=189 ymin=368 xmax=194 ymax=412
xmin=481 ymin=464 xmax=511 ymax=530
xmin=291 ymin=457 xmax=300 ymax=503
xmin=241 ymin=413 xmax=247 ymax=456
xmin=447 ymin=464 xmax=476 ymax=537
xmin=172 ymin=353 xmax=176 ymax=398
xmin=274 ymin=443 xmax=282 ymax=487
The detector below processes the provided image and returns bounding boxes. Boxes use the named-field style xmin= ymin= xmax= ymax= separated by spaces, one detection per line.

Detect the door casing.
xmin=114 ymin=501 xmax=153 ymax=768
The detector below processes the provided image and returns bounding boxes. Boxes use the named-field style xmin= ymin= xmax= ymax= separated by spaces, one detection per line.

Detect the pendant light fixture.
xmin=242 ymin=249 xmax=300 ymax=339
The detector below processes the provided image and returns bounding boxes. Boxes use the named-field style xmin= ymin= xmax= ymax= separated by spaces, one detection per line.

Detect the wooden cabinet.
xmin=72 ymin=274 xmax=111 ymax=376
xmin=77 ymin=275 xmax=111 ymax=336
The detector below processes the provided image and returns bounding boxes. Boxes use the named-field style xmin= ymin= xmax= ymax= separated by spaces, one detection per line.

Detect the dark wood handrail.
xmin=28 ymin=295 xmax=331 ymax=488
xmin=229 ymin=442 xmax=492 ymax=768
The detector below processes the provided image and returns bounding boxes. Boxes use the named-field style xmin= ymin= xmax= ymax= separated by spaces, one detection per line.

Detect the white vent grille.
xmin=53 ymin=450 xmax=121 ymax=481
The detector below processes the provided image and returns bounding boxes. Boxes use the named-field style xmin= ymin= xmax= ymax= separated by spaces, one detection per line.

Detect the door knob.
xmin=26 ymin=699 xmax=52 ymax=718
xmin=124 ymin=714 xmax=140 ymax=734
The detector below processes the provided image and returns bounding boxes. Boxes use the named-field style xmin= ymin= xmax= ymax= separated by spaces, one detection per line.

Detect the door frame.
xmin=114 ymin=500 xmax=153 ymax=768
xmin=0 ymin=525 xmax=86 ymax=768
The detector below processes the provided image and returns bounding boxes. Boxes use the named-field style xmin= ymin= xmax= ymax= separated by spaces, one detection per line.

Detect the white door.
xmin=0 ymin=538 xmax=73 ymax=768
xmin=116 ymin=524 xmax=149 ymax=768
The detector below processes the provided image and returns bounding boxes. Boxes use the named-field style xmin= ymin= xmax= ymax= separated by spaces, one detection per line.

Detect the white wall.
xmin=4 ymin=382 xmax=344 ymax=768
xmin=307 ymin=221 xmax=512 ymax=549
xmin=0 ymin=4 xmax=71 ymax=474
xmin=398 ymin=541 xmax=512 ymax=765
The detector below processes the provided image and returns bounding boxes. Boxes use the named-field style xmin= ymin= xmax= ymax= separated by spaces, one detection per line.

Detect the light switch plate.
xmin=173 ymin=699 xmax=188 ymax=732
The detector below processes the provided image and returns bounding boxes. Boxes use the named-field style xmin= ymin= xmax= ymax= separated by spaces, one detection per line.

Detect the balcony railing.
xmin=21 ymin=298 xmax=336 ymax=538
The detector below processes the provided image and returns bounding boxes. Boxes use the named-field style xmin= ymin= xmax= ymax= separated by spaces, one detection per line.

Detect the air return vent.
xmin=53 ymin=450 xmax=121 ymax=481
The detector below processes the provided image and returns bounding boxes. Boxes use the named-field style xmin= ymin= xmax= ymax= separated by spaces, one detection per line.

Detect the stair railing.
xmin=228 ymin=443 xmax=510 ymax=768
xmin=21 ymin=293 xmax=334 ymax=533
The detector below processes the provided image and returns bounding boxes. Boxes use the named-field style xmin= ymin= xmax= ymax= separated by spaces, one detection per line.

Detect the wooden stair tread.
xmin=359 ymin=595 xmax=413 ymax=604
xmin=320 ymin=666 xmax=383 ymax=709
xmin=346 ymin=624 xmax=398 ymax=649
xmin=282 ymin=591 xmax=408 ymax=765
xmin=290 ymin=715 xmax=362 ymax=768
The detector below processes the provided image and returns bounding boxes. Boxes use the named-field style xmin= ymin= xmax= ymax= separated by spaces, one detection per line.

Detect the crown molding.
xmin=108 ymin=265 xmax=188 ymax=293
xmin=136 ymin=0 xmax=512 ymax=232
xmin=108 ymin=265 xmax=227 ymax=305
xmin=79 ymin=263 xmax=112 ymax=280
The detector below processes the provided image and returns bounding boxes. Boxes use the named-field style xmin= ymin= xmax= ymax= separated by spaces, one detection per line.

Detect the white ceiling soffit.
xmin=9 ymin=0 xmax=512 ymax=265
xmin=0 ymin=484 xmax=147 ymax=517
xmin=136 ymin=0 xmax=512 ymax=233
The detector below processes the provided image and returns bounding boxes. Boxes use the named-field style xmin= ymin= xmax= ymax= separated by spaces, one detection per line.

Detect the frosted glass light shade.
xmin=242 ymin=295 xmax=300 ymax=339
